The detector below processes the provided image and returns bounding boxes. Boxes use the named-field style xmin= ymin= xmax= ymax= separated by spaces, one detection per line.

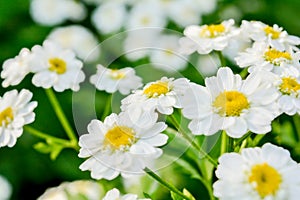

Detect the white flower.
xmin=241 ymin=20 xmax=300 ymax=50
xmin=30 ymin=40 xmax=85 ymax=92
xmin=181 ymin=67 xmax=279 ymax=138
xmin=103 ymin=188 xmax=151 ymax=200
xmin=213 ymin=143 xmax=300 ymax=200
xmin=149 ymin=34 xmax=188 ymax=72
xmin=90 ymin=64 xmax=142 ymax=95
xmin=78 ymin=111 xmax=168 ymax=180
xmin=179 ymin=19 xmax=238 ymax=54
xmin=1 ymin=48 xmax=31 ymax=87
xmin=30 ymin=0 xmax=86 ymax=26
xmin=92 ymin=2 xmax=127 ymax=34
xmin=0 ymin=175 xmax=12 ymax=200
xmin=0 ymin=89 xmax=37 ymax=148
xmin=38 ymin=180 xmax=103 ymax=200
xmin=126 ymin=1 xmax=166 ymax=29
xmin=47 ymin=25 xmax=100 ymax=62
xmin=121 ymin=77 xmax=190 ymax=115
xmin=196 ymin=53 xmax=220 ymax=77
xmin=195 ymin=0 xmax=217 ymax=14
xmin=235 ymin=42 xmax=300 ymax=74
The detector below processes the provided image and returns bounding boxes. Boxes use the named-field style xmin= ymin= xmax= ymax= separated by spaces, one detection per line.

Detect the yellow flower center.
xmin=264 ymin=48 xmax=292 ymax=65
xmin=213 ymin=91 xmax=250 ymax=117
xmin=200 ymin=24 xmax=226 ymax=38
xmin=249 ymin=163 xmax=282 ymax=198
xmin=141 ymin=16 xmax=150 ymax=25
xmin=279 ymin=77 xmax=300 ymax=96
xmin=105 ymin=126 xmax=135 ymax=149
xmin=48 ymin=58 xmax=67 ymax=74
xmin=0 ymin=107 xmax=14 ymax=126
xmin=109 ymin=69 xmax=126 ymax=80
xmin=264 ymin=26 xmax=281 ymax=39
xmin=143 ymin=81 xmax=169 ymax=98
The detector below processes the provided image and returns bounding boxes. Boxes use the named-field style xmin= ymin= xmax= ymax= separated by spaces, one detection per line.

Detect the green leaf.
xmin=183 ymin=189 xmax=196 ymax=200
xmin=143 ymin=192 xmax=152 ymax=198
xmin=171 ymin=191 xmax=184 ymax=200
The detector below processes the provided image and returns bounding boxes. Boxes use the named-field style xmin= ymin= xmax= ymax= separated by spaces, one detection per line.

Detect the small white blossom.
xmin=103 ymin=188 xmax=151 ymax=200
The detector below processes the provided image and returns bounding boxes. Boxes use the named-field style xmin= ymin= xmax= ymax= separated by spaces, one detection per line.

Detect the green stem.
xmin=101 ymin=94 xmax=112 ymax=121
xmin=45 ymin=88 xmax=77 ymax=144
xmin=145 ymin=168 xmax=193 ymax=200
xmin=216 ymin=51 xmax=226 ymax=67
xmin=168 ymin=115 xmax=218 ymax=166
xmin=24 ymin=126 xmax=69 ymax=144
xmin=239 ymin=68 xmax=249 ymax=79
xmin=220 ymin=130 xmax=227 ymax=154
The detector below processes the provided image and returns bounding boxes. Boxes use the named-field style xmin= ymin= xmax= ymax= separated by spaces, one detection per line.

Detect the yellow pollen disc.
xmin=213 ymin=91 xmax=250 ymax=117
xmin=279 ymin=77 xmax=300 ymax=95
xmin=105 ymin=126 xmax=135 ymax=149
xmin=264 ymin=26 xmax=281 ymax=39
xmin=143 ymin=81 xmax=169 ymax=98
xmin=200 ymin=24 xmax=226 ymax=38
xmin=0 ymin=107 xmax=14 ymax=126
xmin=109 ymin=69 xmax=126 ymax=80
xmin=249 ymin=163 xmax=282 ymax=198
xmin=264 ymin=48 xmax=292 ymax=65
xmin=48 ymin=58 xmax=67 ymax=74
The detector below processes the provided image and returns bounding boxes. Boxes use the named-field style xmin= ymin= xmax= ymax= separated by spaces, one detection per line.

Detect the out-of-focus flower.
xmin=196 ymin=53 xmax=220 ymax=77
xmin=1 ymin=48 xmax=31 ymax=87
xmin=213 ymin=143 xmax=300 ymax=200
xmin=149 ymin=34 xmax=188 ymax=72
xmin=181 ymin=67 xmax=278 ymax=138
xmin=78 ymin=111 xmax=167 ymax=180
xmin=103 ymin=188 xmax=151 ymax=200
xmin=121 ymin=77 xmax=190 ymax=115
xmin=241 ymin=20 xmax=300 ymax=50
xmin=0 ymin=89 xmax=37 ymax=148
xmin=37 ymin=180 xmax=104 ymax=200
xmin=90 ymin=64 xmax=143 ymax=95
xmin=30 ymin=40 xmax=85 ymax=92
xmin=47 ymin=25 xmax=100 ymax=62
xmin=0 ymin=175 xmax=12 ymax=200
xmin=180 ymin=19 xmax=238 ymax=54
xmin=92 ymin=2 xmax=127 ymax=34
xmin=30 ymin=0 xmax=86 ymax=26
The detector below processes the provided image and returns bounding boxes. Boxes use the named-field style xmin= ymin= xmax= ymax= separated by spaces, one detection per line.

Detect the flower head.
xmin=0 ymin=89 xmax=37 ymax=148
xmin=213 ymin=143 xmax=300 ymax=199
xmin=30 ymin=40 xmax=85 ymax=92
xmin=78 ymin=111 xmax=167 ymax=180
xmin=103 ymin=188 xmax=151 ymax=200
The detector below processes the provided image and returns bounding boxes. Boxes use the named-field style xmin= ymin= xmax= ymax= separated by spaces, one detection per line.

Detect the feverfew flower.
xmin=1 ymin=48 xmax=31 ymax=87
xmin=38 ymin=180 xmax=104 ymax=200
xmin=180 ymin=19 xmax=238 ymax=54
xmin=241 ymin=20 xmax=300 ymax=50
xmin=103 ymin=188 xmax=151 ymax=200
xmin=91 ymin=2 xmax=127 ymax=34
xmin=47 ymin=25 xmax=100 ymax=62
xmin=78 ymin=111 xmax=167 ymax=180
xmin=149 ymin=34 xmax=188 ymax=72
xmin=181 ymin=67 xmax=278 ymax=138
xmin=90 ymin=64 xmax=142 ymax=95
xmin=235 ymin=42 xmax=300 ymax=74
xmin=0 ymin=89 xmax=37 ymax=148
xmin=213 ymin=143 xmax=300 ymax=200
xmin=0 ymin=175 xmax=12 ymax=200
xmin=30 ymin=40 xmax=85 ymax=92
xmin=121 ymin=77 xmax=190 ymax=115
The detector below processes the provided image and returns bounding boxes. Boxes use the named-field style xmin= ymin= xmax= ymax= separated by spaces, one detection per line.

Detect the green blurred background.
xmin=0 ymin=0 xmax=300 ymax=199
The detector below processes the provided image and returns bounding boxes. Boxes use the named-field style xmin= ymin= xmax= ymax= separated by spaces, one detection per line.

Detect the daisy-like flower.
xmin=103 ymin=188 xmax=151 ymax=200
xmin=149 ymin=34 xmax=188 ymax=72
xmin=179 ymin=19 xmax=238 ymax=54
xmin=90 ymin=64 xmax=142 ymax=95
xmin=235 ymin=42 xmax=300 ymax=74
xmin=78 ymin=111 xmax=168 ymax=180
xmin=91 ymin=2 xmax=127 ymax=34
xmin=30 ymin=40 xmax=85 ymax=92
xmin=213 ymin=143 xmax=300 ymax=200
xmin=0 ymin=89 xmax=37 ymax=148
xmin=1 ymin=48 xmax=31 ymax=88
xmin=121 ymin=77 xmax=190 ymax=115
xmin=241 ymin=20 xmax=300 ymax=50
xmin=181 ymin=67 xmax=278 ymax=138
xmin=47 ymin=25 xmax=100 ymax=63
xmin=0 ymin=175 xmax=12 ymax=200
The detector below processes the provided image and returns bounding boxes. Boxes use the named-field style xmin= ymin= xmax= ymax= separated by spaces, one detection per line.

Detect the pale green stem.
xmin=220 ymin=130 xmax=227 ymax=154
xmin=45 ymin=88 xmax=77 ymax=144
xmin=216 ymin=51 xmax=226 ymax=67
xmin=101 ymin=94 xmax=112 ymax=121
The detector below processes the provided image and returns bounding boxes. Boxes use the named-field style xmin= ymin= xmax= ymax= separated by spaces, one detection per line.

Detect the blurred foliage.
xmin=1 ymin=0 xmax=300 ymax=199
